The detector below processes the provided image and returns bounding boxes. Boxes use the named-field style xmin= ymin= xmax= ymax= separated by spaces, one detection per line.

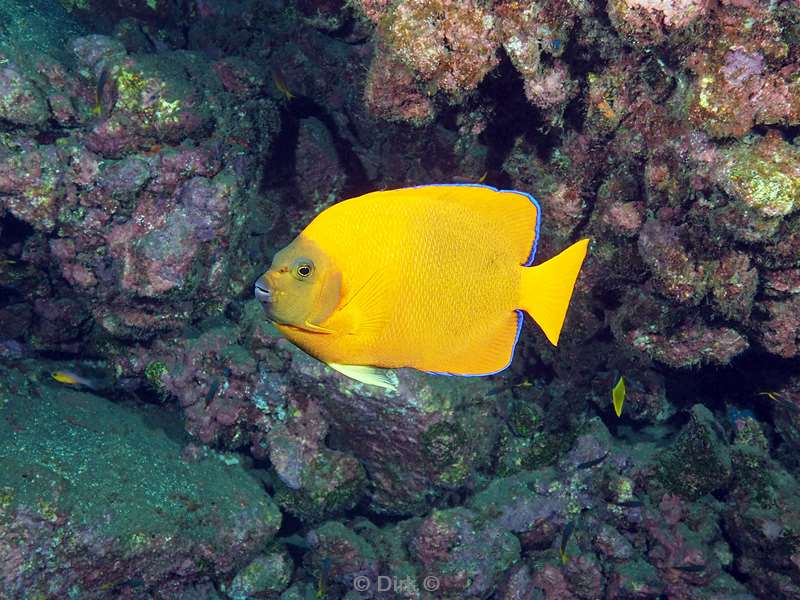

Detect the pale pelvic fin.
xmin=303 ymin=321 xmax=336 ymax=334
xmin=327 ymin=363 xmax=398 ymax=392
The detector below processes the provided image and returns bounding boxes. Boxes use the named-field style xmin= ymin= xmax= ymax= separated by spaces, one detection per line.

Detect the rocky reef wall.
xmin=1 ymin=0 xmax=799 ymax=597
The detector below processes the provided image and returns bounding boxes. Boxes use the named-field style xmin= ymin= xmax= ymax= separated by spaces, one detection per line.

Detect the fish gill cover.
xmin=0 ymin=0 xmax=798 ymax=598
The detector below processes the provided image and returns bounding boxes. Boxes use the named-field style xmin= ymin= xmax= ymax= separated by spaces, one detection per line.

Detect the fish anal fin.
xmin=327 ymin=363 xmax=399 ymax=392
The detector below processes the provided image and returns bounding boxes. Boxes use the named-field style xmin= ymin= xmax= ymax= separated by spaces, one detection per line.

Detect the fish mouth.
xmin=254 ymin=279 xmax=272 ymax=304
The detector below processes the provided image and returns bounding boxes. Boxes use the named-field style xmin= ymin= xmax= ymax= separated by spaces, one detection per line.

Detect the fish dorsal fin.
xmin=327 ymin=363 xmax=398 ymax=392
xmin=336 ymin=269 xmax=392 ymax=338
xmin=411 ymin=184 xmax=541 ymax=266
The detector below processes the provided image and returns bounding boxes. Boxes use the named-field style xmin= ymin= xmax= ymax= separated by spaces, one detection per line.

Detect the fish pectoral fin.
xmin=337 ymin=270 xmax=392 ymax=338
xmin=327 ymin=363 xmax=398 ymax=392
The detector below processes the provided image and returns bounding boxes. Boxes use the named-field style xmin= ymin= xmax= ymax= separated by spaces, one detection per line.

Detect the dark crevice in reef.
xmin=0 ymin=213 xmax=35 ymax=252
xmin=775 ymin=123 xmax=800 ymax=143
xmin=666 ymin=350 xmax=800 ymax=424
xmin=478 ymin=51 xmax=548 ymax=182
xmin=260 ymin=95 xmax=371 ymax=199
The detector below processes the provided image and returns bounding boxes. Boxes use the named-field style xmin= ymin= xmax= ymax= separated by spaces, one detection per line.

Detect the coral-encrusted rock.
xmin=760 ymin=213 xmax=800 ymax=269
xmin=638 ymin=220 xmax=706 ymax=306
xmin=246 ymin=314 xmax=500 ymax=515
xmin=686 ymin=8 xmax=800 ymax=138
xmin=32 ymin=297 xmax=91 ymax=348
xmin=225 ymin=549 xmax=293 ymax=599
xmin=0 ymin=361 xmax=281 ymax=597
xmin=494 ymin=0 xmax=577 ymax=83
xmin=523 ymin=61 xmax=578 ymax=112
xmin=72 ymin=34 xmax=127 ymax=72
xmin=724 ymin=462 xmax=800 ymax=599
xmin=716 ymin=131 xmax=800 ymax=219
xmin=382 ymin=0 xmax=500 ymax=96
xmin=153 ymin=320 xmax=261 ymax=446
xmin=0 ymin=141 xmax=65 ymax=232
xmin=607 ymin=560 xmax=664 ymax=598
xmin=498 ymin=565 xmax=537 ymax=600
xmin=0 ymin=63 xmax=49 ymax=126
xmin=274 ymin=448 xmax=366 ymax=523
xmin=608 ymin=0 xmax=709 ymax=45
xmin=762 ymin=269 xmax=800 ymax=297
xmin=83 ymin=52 xmax=215 ymax=157
xmin=211 ymin=57 xmax=265 ymax=97
xmin=410 ymin=507 xmax=520 ymax=597
xmin=364 ymin=47 xmax=435 ymax=125
xmin=294 ymin=117 xmax=345 ymax=208
xmin=755 ymin=296 xmax=800 ymax=358
xmin=107 ymin=172 xmax=235 ymax=298
xmin=306 ymin=521 xmax=380 ymax=589
xmin=634 ymin=320 xmax=748 ymax=368
xmin=657 ymin=404 xmax=732 ymax=500
xmin=709 ymin=251 xmax=758 ymax=321
xmin=468 ymin=470 xmax=566 ymax=551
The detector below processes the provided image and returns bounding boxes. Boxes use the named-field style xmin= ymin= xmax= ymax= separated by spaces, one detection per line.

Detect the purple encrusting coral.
xmin=1 ymin=0 xmax=800 ymax=597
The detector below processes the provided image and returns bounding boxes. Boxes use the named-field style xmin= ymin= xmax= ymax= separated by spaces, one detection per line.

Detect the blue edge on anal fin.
xmin=409 ymin=182 xmax=542 ymax=378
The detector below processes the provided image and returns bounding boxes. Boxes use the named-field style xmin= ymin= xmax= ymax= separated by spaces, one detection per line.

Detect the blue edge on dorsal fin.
xmin=408 ymin=182 xmax=542 ymax=377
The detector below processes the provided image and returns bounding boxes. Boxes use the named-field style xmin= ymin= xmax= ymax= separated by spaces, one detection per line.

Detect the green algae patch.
xmin=656 ymin=404 xmax=732 ymax=500
xmin=225 ymin=549 xmax=293 ymax=599
xmin=719 ymin=131 xmax=800 ymax=218
xmin=274 ymin=450 xmax=366 ymax=523
xmin=0 ymin=362 xmax=280 ymax=596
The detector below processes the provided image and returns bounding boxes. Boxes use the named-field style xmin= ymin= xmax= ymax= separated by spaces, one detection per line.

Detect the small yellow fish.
xmin=51 ymin=370 xmax=97 ymax=390
xmin=756 ymin=391 xmax=782 ymax=401
xmin=93 ymin=66 xmax=108 ymax=117
xmin=452 ymin=171 xmax=488 ymax=184
xmin=612 ymin=376 xmax=626 ymax=417
xmin=271 ymin=70 xmax=294 ymax=100
xmin=560 ymin=520 xmax=575 ymax=564
xmin=255 ymin=184 xmax=589 ymax=390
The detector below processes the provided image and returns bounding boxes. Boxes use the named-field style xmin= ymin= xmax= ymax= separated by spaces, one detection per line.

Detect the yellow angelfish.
xmin=255 ymin=184 xmax=589 ymax=390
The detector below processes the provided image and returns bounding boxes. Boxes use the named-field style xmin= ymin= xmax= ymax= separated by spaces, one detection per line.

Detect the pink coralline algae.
xmin=637 ymin=220 xmax=707 ymax=306
xmin=0 ymin=63 xmax=49 ymax=126
xmin=715 ymin=131 xmax=800 ymax=218
xmin=686 ymin=6 xmax=800 ymax=138
xmin=608 ymin=0 xmax=710 ymax=45
xmin=523 ymin=61 xmax=578 ymax=112
xmin=755 ymin=296 xmax=800 ymax=358
xmin=628 ymin=319 xmax=749 ymax=368
xmin=364 ymin=46 xmax=435 ymax=125
xmin=382 ymin=0 xmax=500 ymax=97
xmin=359 ymin=0 xmax=580 ymax=121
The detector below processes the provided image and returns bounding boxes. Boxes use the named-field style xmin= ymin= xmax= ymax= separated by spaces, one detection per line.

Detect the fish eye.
xmin=292 ymin=260 xmax=314 ymax=280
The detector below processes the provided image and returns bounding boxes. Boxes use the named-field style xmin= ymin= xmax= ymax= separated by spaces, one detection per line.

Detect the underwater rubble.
xmin=1 ymin=0 xmax=799 ymax=597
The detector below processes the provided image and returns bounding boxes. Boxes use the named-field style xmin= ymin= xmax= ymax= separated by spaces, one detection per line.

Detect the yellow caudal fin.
xmin=519 ymin=239 xmax=589 ymax=346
